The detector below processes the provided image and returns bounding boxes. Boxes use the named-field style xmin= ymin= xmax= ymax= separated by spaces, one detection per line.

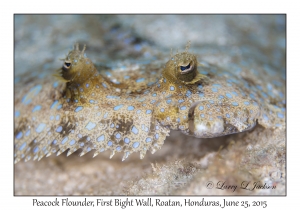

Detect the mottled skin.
xmin=15 ymin=44 xmax=170 ymax=162
xmin=14 ymin=44 xmax=285 ymax=163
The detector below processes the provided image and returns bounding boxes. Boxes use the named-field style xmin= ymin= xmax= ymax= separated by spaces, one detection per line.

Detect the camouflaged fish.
xmin=14 ymin=43 xmax=286 ymax=163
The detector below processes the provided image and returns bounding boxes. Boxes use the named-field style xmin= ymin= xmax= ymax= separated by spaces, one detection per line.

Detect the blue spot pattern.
xmin=36 ymin=123 xmax=46 ymax=133
xmin=127 ymin=106 xmax=134 ymax=111
xmin=32 ymin=105 xmax=42 ymax=112
xmin=114 ymin=104 xmax=124 ymax=111
xmin=85 ymin=122 xmax=96 ymax=131
xmin=131 ymin=126 xmax=138 ymax=134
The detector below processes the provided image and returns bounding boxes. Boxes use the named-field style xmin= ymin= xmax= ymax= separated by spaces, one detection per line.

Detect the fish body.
xmin=14 ymin=44 xmax=285 ymax=163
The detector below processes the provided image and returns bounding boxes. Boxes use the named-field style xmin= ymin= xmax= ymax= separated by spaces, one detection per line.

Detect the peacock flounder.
xmin=14 ymin=43 xmax=285 ymax=163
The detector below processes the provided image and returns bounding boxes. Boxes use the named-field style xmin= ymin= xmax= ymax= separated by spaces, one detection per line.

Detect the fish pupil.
xmin=63 ymin=62 xmax=71 ymax=71
xmin=65 ymin=62 xmax=71 ymax=67
xmin=180 ymin=63 xmax=190 ymax=71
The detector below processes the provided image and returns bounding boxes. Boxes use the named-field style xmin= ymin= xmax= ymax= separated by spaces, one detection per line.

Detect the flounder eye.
xmin=179 ymin=63 xmax=194 ymax=74
xmin=63 ymin=62 xmax=71 ymax=70
xmin=180 ymin=63 xmax=190 ymax=71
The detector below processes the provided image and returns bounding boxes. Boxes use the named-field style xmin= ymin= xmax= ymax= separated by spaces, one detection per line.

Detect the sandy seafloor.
xmin=14 ymin=15 xmax=286 ymax=195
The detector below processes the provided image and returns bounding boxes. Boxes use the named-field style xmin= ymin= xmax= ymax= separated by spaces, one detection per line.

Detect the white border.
xmin=2 ymin=0 xmax=297 ymax=209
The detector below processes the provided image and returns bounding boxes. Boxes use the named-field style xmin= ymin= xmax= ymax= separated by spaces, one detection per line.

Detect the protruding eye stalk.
xmin=179 ymin=62 xmax=194 ymax=74
xmin=162 ymin=47 xmax=206 ymax=85
xmin=63 ymin=61 xmax=71 ymax=71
